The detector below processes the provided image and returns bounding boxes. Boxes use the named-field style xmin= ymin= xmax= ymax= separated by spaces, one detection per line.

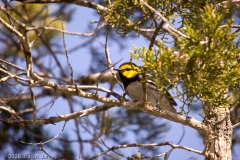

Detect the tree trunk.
xmin=203 ymin=107 xmax=233 ymax=160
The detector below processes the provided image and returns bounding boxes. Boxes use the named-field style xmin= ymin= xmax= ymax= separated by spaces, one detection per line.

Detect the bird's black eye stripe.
xmin=122 ymin=68 xmax=139 ymax=71
xmin=123 ymin=68 xmax=131 ymax=71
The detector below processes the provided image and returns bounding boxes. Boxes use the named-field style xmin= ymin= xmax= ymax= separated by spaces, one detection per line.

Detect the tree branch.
xmin=14 ymin=0 xmax=164 ymax=47
xmin=0 ymin=16 xmax=23 ymax=38
xmin=4 ymin=105 xmax=114 ymax=126
xmin=140 ymin=0 xmax=189 ymax=39
xmin=3 ymin=75 xmax=208 ymax=136
xmin=90 ymin=141 xmax=203 ymax=159
xmin=0 ymin=60 xmax=208 ymax=136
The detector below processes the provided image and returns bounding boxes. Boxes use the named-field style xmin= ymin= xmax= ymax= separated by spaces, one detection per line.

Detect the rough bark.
xmin=202 ymin=108 xmax=233 ymax=160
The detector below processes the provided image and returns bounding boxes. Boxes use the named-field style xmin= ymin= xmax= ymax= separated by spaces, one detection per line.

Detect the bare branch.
xmin=0 ymin=15 xmax=23 ymax=38
xmin=26 ymin=22 xmax=108 ymax=37
xmin=4 ymin=88 xmax=30 ymax=102
xmin=21 ymin=121 xmax=67 ymax=145
xmin=39 ymin=144 xmax=56 ymax=159
xmin=91 ymin=122 xmax=126 ymax=159
xmin=79 ymin=71 xmax=120 ymax=85
xmin=148 ymin=20 xmax=164 ymax=50
xmin=14 ymin=0 xmax=164 ymax=47
xmin=45 ymin=94 xmax=57 ymax=115
xmin=5 ymin=105 xmax=114 ymax=126
xmin=3 ymin=80 xmax=208 ymax=136
xmin=139 ymin=148 xmax=173 ymax=159
xmin=30 ymin=15 xmax=64 ymax=46
xmin=0 ymin=59 xmax=26 ymax=71
xmin=0 ymin=59 xmax=207 ymax=135
xmin=23 ymin=44 xmax=37 ymax=120
xmin=105 ymin=28 xmax=112 ymax=69
xmin=62 ymin=23 xmax=75 ymax=85
xmin=233 ymin=122 xmax=240 ymax=128
xmin=28 ymin=86 xmax=37 ymax=119
xmin=134 ymin=27 xmax=163 ymax=46
xmin=90 ymin=141 xmax=203 ymax=159
xmin=102 ymin=28 xmax=125 ymax=93
xmin=0 ymin=72 xmax=27 ymax=83
xmin=141 ymin=0 xmax=189 ymax=39
xmin=0 ymin=68 xmax=28 ymax=82
xmin=0 ymin=100 xmax=23 ymax=120
xmin=15 ymin=0 xmax=109 ymax=12
xmin=0 ymin=6 xmax=26 ymax=28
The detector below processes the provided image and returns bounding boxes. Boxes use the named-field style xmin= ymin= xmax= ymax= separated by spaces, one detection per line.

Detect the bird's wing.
xmin=146 ymin=79 xmax=177 ymax=106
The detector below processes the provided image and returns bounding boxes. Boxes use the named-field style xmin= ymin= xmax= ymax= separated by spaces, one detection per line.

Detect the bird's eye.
xmin=124 ymin=68 xmax=131 ymax=71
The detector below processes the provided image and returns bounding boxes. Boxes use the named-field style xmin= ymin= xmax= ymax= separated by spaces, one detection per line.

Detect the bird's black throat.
xmin=118 ymin=72 xmax=140 ymax=89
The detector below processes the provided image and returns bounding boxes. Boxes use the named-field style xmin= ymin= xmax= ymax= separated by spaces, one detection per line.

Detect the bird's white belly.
xmin=126 ymin=81 xmax=144 ymax=102
xmin=126 ymin=81 xmax=159 ymax=104
xmin=126 ymin=81 xmax=177 ymax=113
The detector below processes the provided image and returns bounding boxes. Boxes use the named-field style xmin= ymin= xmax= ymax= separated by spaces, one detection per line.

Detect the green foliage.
xmin=100 ymin=0 xmax=227 ymax=37
xmin=100 ymin=0 xmax=179 ymax=35
xmin=101 ymin=0 xmax=141 ymax=34
xmin=132 ymin=4 xmax=240 ymax=111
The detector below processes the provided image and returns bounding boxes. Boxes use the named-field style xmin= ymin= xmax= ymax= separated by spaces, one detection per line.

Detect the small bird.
xmin=115 ymin=62 xmax=177 ymax=113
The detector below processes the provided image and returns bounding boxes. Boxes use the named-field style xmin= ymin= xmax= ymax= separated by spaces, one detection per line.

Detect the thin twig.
xmin=0 ymin=15 xmax=23 ymax=38
xmin=94 ymin=60 xmax=125 ymax=95
xmin=20 ymin=121 xmax=67 ymax=145
xmin=105 ymin=27 xmax=112 ymax=69
xmin=90 ymin=123 xmax=126 ymax=160
xmin=0 ymin=5 xmax=26 ymax=27
xmin=230 ymin=101 xmax=239 ymax=112
xmin=75 ymin=84 xmax=123 ymax=99
xmin=168 ymin=124 xmax=185 ymax=159
xmin=90 ymin=141 xmax=203 ymax=159
xmin=28 ymin=79 xmax=37 ymax=120
xmin=0 ymin=72 xmax=27 ymax=83
xmin=39 ymin=144 xmax=57 ymax=159
xmin=233 ymin=122 xmax=240 ymax=128
xmin=141 ymin=0 xmax=189 ymax=39
xmin=95 ymin=27 xmax=113 ymax=95
xmin=0 ymin=104 xmax=22 ymax=120
xmin=30 ymin=15 xmax=64 ymax=46
xmin=143 ymin=148 xmax=173 ymax=159
xmin=67 ymin=99 xmax=84 ymax=159
xmin=27 ymin=22 xmax=108 ymax=36
xmin=62 ymin=23 xmax=78 ymax=91
xmin=0 ymin=58 xmax=26 ymax=71
xmin=93 ymin=29 xmax=125 ymax=96
xmin=0 ymin=68 xmax=28 ymax=82
xmin=5 ymin=105 xmax=114 ymax=126
xmin=3 ymin=1 xmax=16 ymax=29
xmin=5 ymin=88 xmax=30 ymax=102
xmin=148 ymin=20 xmax=164 ymax=50
xmin=45 ymin=95 xmax=58 ymax=114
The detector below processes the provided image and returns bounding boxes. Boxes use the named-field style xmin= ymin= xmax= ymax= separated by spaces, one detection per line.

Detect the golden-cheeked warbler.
xmin=115 ymin=62 xmax=177 ymax=113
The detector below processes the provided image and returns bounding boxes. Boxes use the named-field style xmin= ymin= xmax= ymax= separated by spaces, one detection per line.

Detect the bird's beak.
xmin=114 ymin=69 xmax=119 ymax=71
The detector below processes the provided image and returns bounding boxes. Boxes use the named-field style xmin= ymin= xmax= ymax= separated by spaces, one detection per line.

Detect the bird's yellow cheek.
xmin=122 ymin=70 xmax=138 ymax=78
